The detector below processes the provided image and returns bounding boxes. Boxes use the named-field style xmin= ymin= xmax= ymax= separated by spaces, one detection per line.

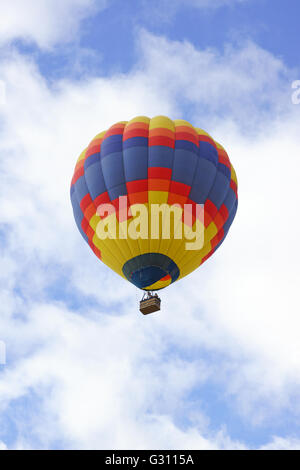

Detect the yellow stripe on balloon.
xmin=149 ymin=115 xmax=175 ymax=132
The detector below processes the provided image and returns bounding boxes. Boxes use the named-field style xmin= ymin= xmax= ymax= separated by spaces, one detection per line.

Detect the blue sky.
xmin=15 ymin=0 xmax=300 ymax=79
xmin=0 ymin=0 xmax=300 ymax=450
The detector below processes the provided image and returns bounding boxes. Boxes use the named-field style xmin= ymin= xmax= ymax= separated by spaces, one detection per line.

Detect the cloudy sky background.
xmin=0 ymin=0 xmax=300 ymax=450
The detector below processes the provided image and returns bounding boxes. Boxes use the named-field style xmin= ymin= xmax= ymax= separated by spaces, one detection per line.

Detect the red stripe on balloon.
xmin=149 ymin=136 xmax=175 ymax=148
xmin=123 ymin=128 xmax=148 ymax=140
xmin=169 ymin=181 xmax=190 ymax=197
xmin=148 ymin=167 xmax=172 ymax=179
xmin=104 ymin=124 xmax=126 ymax=139
xmin=126 ymin=179 xmax=148 ymax=193
xmin=71 ymin=166 xmax=84 ymax=186
xmin=198 ymin=135 xmax=217 ymax=149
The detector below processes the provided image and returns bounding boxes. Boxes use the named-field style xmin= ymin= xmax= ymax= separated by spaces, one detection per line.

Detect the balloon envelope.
xmin=70 ymin=116 xmax=238 ymax=291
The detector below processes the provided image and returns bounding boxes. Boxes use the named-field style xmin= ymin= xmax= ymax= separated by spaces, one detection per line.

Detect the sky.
xmin=0 ymin=0 xmax=300 ymax=450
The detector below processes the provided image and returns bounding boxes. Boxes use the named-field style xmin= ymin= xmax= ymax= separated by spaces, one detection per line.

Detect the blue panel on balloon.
xmin=218 ymin=163 xmax=231 ymax=180
xmin=74 ymin=175 xmax=89 ymax=202
xmin=101 ymin=152 xmax=125 ymax=190
xmin=207 ymin=171 xmax=230 ymax=209
xmin=175 ymin=139 xmax=198 ymax=154
xmin=223 ymin=200 xmax=238 ymax=234
xmin=123 ymin=137 xmax=148 ymax=150
xmin=122 ymin=253 xmax=180 ymax=289
xmin=101 ymin=134 xmax=123 ymax=158
xmin=172 ymin=149 xmax=198 ymax=186
xmin=189 ymin=159 xmax=217 ymax=204
xmin=108 ymin=182 xmax=128 ymax=201
xmin=222 ymin=187 xmax=237 ymax=214
xmin=70 ymin=187 xmax=88 ymax=243
xmin=123 ymin=146 xmax=148 ymax=182
xmin=84 ymin=152 xmax=100 ymax=169
xmin=199 ymin=142 xmax=218 ymax=166
xmin=148 ymin=146 xmax=174 ymax=169
xmin=131 ymin=266 xmax=167 ymax=289
xmin=84 ymin=161 xmax=107 ymax=199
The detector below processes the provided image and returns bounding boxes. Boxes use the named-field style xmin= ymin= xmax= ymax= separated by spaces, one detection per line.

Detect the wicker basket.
xmin=139 ymin=297 xmax=161 ymax=315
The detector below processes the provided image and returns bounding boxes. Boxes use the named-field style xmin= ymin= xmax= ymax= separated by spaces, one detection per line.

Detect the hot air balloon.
xmin=70 ymin=116 xmax=238 ymax=314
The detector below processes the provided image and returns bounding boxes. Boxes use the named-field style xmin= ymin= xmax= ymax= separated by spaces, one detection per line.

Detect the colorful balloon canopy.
xmin=70 ymin=116 xmax=238 ymax=291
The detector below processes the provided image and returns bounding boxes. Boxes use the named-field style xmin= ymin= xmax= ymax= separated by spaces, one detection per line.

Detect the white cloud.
xmin=0 ymin=302 xmax=244 ymax=449
xmin=0 ymin=0 xmax=106 ymax=49
xmin=160 ymin=117 xmax=300 ymax=423
xmin=0 ymin=0 xmax=247 ymax=50
xmin=261 ymin=437 xmax=300 ymax=450
xmin=136 ymin=30 xmax=293 ymax=129
xmin=0 ymin=29 xmax=300 ymax=449
xmin=0 ymin=441 xmax=7 ymax=450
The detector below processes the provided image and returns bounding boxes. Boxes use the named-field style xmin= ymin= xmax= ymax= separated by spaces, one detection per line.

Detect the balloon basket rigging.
xmin=139 ymin=291 xmax=161 ymax=315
